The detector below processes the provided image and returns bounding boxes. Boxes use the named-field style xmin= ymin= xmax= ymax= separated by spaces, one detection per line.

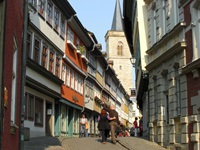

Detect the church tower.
xmin=105 ymin=0 xmax=133 ymax=96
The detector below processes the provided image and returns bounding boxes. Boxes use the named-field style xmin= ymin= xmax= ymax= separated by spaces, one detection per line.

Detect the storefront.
xmin=54 ymin=99 xmax=82 ymax=137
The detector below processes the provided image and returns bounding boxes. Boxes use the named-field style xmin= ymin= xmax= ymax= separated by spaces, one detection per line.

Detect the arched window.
xmin=117 ymin=42 xmax=123 ymax=56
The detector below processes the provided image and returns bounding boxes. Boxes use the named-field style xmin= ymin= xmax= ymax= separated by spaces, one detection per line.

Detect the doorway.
xmin=68 ymin=107 xmax=73 ymax=137
xmin=46 ymin=102 xmax=52 ymax=136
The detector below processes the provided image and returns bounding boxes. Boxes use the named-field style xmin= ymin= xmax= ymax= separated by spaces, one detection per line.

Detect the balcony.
xmin=67 ymin=40 xmax=76 ymax=50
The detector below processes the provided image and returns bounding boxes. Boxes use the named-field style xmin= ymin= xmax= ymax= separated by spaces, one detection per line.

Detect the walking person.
xmin=97 ymin=109 xmax=111 ymax=144
xmin=139 ymin=117 xmax=143 ymax=137
xmin=79 ymin=114 xmax=88 ymax=137
xmin=133 ymin=117 xmax=138 ymax=137
xmin=102 ymin=102 xmax=120 ymax=144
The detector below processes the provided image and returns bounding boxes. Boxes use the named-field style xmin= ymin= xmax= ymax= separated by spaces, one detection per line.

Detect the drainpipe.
xmin=19 ymin=0 xmax=28 ymax=149
xmin=0 ymin=0 xmax=6 ymax=149
xmin=147 ymin=90 xmax=150 ymax=140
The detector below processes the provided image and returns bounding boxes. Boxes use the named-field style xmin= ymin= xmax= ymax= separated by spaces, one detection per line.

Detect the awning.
xmin=59 ymin=99 xmax=82 ymax=110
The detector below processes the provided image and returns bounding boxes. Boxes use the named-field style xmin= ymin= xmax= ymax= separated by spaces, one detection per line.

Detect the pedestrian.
xmin=133 ymin=117 xmax=138 ymax=137
xmin=102 ymin=102 xmax=120 ymax=144
xmin=79 ymin=114 xmax=88 ymax=137
xmin=97 ymin=109 xmax=111 ymax=144
xmin=139 ymin=117 xmax=143 ymax=137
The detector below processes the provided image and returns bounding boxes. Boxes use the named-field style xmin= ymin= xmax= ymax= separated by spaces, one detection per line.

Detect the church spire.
xmin=111 ymin=0 xmax=123 ymax=31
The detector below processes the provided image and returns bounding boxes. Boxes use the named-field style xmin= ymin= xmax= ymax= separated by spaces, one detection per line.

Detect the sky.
xmin=68 ymin=0 xmax=123 ymax=51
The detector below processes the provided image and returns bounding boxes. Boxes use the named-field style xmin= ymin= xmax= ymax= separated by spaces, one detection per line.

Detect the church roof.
xmin=111 ymin=0 xmax=124 ymax=31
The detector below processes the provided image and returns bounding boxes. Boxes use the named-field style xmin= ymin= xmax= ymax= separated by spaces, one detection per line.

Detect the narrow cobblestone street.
xmin=24 ymin=136 xmax=167 ymax=150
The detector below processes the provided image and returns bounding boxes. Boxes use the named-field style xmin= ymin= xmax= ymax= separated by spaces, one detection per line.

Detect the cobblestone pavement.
xmin=24 ymin=136 xmax=167 ymax=150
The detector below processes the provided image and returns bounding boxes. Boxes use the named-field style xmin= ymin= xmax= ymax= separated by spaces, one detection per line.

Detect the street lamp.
xmin=130 ymin=57 xmax=136 ymax=67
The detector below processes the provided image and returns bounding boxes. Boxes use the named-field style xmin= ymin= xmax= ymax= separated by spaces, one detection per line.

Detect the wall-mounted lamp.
xmin=130 ymin=57 xmax=136 ymax=67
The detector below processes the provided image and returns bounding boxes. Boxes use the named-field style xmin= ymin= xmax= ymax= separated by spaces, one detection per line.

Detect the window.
xmin=86 ymin=80 xmax=94 ymax=99
xmin=76 ymin=38 xmax=80 ymax=47
xmin=97 ymin=62 xmax=103 ymax=76
xmin=49 ymin=50 xmax=54 ymax=73
xmin=35 ymin=96 xmax=43 ymax=126
xmin=117 ymin=42 xmax=123 ymax=55
xmin=76 ymin=76 xmax=83 ymax=94
xmin=11 ymin=38 xmax=18 ymax=125
xmin=174 ymin=0 xmax=179 ymax=25
xmin=67 ymin=27 xmax=74 ymax=43
xmin=27 ymin=32 xmax=32 ymax=58
xmin=88 ymin=53 xmax=96 ymax=68
xmin=153 ymin=77 xmax=158 ymax=120
xmin=25 ymin=93 xmax=34 ymax=121
xmin=78 ymin=77 xmax=80 ymax=93
xmin=80 ymin=79 xmax=83 ymax=94
xmin=153 ymin=9 xmax=158 ymax=43
xmin=42 ymin=43 xmax=48 ymax=69
xmin=54 ymin=7 xmax=59 ymax=30
xmin=66 ymin=66 xmax=70 ymax=86
xmin=55 ymin=55 xmax=60 ymax=77
xmin=175 ymin=67 xmax=181 ymax=115
xmin=38 ymin=0 xmax=45 ymax=16
xmin=62 ymin=63 xmax=66 ymax=82
xmin=162 ymin=0 xmax=167 ymax=35
xmin=75 ymin=74 xmax=78 ymax=91
xmin=28 ymin=0 xmax=37 ymax=8
xmin=71 ymin=71 xmax=74 ymax=89
xmin=47 ymin=1 xmax=53 ymax=24
xmin=33 ymin=37 xmax=40 ymax=64
xmin=60 ymin=15 xmax=65 ymax=38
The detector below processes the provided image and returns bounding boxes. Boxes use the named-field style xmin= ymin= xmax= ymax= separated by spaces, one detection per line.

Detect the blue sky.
xmin=68 ymin=0 xmax=123 ymax=51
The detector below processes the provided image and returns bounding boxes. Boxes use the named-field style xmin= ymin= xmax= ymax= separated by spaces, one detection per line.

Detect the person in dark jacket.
xmin=102 ymin=102 xmax=120 ymax=144
xmin=98 ymin=109 xmax=113 ymax=144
